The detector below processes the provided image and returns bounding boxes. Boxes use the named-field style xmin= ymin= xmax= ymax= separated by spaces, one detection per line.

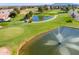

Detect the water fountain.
xmin=18 ymin=26 xmax=79 ymax=55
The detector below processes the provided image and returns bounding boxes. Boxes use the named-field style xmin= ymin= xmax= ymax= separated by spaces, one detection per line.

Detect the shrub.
xmin=0 ymin=22 xmax=9 ymax=26
xmin=9 ymin=11 xmax=17 ymax=18
xmin=66 ymin=20 xmax=72 ymax=23
xmin=14 ymin=8 xmax=20 ymax=14
xmin=38 ymin=7 xmax=43 ymax=13
xmin=28 ymin=11 xmax=33 ymax=17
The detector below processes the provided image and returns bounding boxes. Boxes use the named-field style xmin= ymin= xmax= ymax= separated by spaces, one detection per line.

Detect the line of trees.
xmin=37 ymin=5 xmax=50 ymax=13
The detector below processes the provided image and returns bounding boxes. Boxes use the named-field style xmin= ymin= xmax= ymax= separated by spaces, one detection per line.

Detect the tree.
xmin=64 ymin=7 xmax=69 ymax=12
xmin=67 ymin=4 xmax=72 ymax=9
xmin=9 ymin=11 xmax=17 ymax=18
xmin=28 ymin=18 xmax=32 ymax=23
xmin=22 ymin=11 xmax=33 ymax=23
xmin=50 ymin=5 xmax=53 ymax=10
xmin=60 ymin=6 xmax=69 ymax=13
xmin=23 ymin=11 xmax=33 ymax=20
xmin=44 ymin=5 xmax=48 ymax=11
xmin=14 ymin=8 xmax=20 ymax=14
xmin=67 ymin=4 xmax=75 ymax=10
xmin=38 ymin=7 xmax=43 ymax=13
xmin=28 ymin=11 xmax=33 ymax=17
xmin=20 ymin=6 xmax=27 ymax=10
xmin=24 ymin=13 xmax=30 ymax=19
xmin=66 ymin=20 xmax=72 ymax=23
xmin=23 ymin=13 xmax=30 ymax=22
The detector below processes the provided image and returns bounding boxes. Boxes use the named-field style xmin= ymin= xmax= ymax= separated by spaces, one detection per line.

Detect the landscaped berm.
xmin=0 ymin=3 xmax=79 ymax=55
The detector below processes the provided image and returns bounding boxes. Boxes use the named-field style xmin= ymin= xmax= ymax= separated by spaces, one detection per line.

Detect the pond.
xmin=18 ymin=27 xmax=79 ymax=55
xmin=32 ymin=16 xmax=53 ymax=22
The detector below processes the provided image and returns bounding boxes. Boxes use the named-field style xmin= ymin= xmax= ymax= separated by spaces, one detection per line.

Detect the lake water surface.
xmin=32 ymin=16 xmax=53 ymax=22
xmin=19 ymin=27 xmax=79 ymax=55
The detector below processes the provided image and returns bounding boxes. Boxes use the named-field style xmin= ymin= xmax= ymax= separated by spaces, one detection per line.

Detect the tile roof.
xmin=0 ymin=14 xmax=9 ymax=19
xmin=0 ymin=9 xmax=13 ymax=20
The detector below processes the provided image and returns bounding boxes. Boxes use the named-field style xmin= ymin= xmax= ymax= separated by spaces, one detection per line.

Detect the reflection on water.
xmin=19 ymin=27 xmax=79 ymax=55
xmin=66 ymin=43 xmax=79 ymax=51
xmin=44 ymin=40 xmax=57 ymax=45
xmin=58 ymin=46 xmax=70 ymax=55
xmin=69 ymin=38 xmax=79 ymax=43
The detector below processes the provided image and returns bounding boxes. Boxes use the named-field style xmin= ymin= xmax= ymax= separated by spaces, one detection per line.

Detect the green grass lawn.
xmin=0 ymin=14 xmax=25 ymax=26
xmin=45 ymin=9 xmax=64 ymax=13
xmin=0 ymin=10 xmax=79 ymax=54
xmin=34 ymin=9 xmax=65 ymax=16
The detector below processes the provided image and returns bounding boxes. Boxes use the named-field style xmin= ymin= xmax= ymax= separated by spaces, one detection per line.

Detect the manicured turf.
xmin=0 ymin=10 xmax=79 ymax=54
xmin=34 ymin=9 xmax=66 ymax=16
xmin=0 ymin=27 xmax=24 ymax=40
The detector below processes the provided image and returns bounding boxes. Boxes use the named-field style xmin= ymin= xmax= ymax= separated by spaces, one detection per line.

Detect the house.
xmin=0 ymin=9 xmax=13 ymax=22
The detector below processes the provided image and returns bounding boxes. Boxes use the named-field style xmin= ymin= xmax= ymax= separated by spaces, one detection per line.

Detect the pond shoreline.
xmin=17 ymin=26 xmax=79 ymax=55
xmin=32 ymin=15 xmax=58 ymax=23
xmin=16 ymin=27 xmax=57 ymax=55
